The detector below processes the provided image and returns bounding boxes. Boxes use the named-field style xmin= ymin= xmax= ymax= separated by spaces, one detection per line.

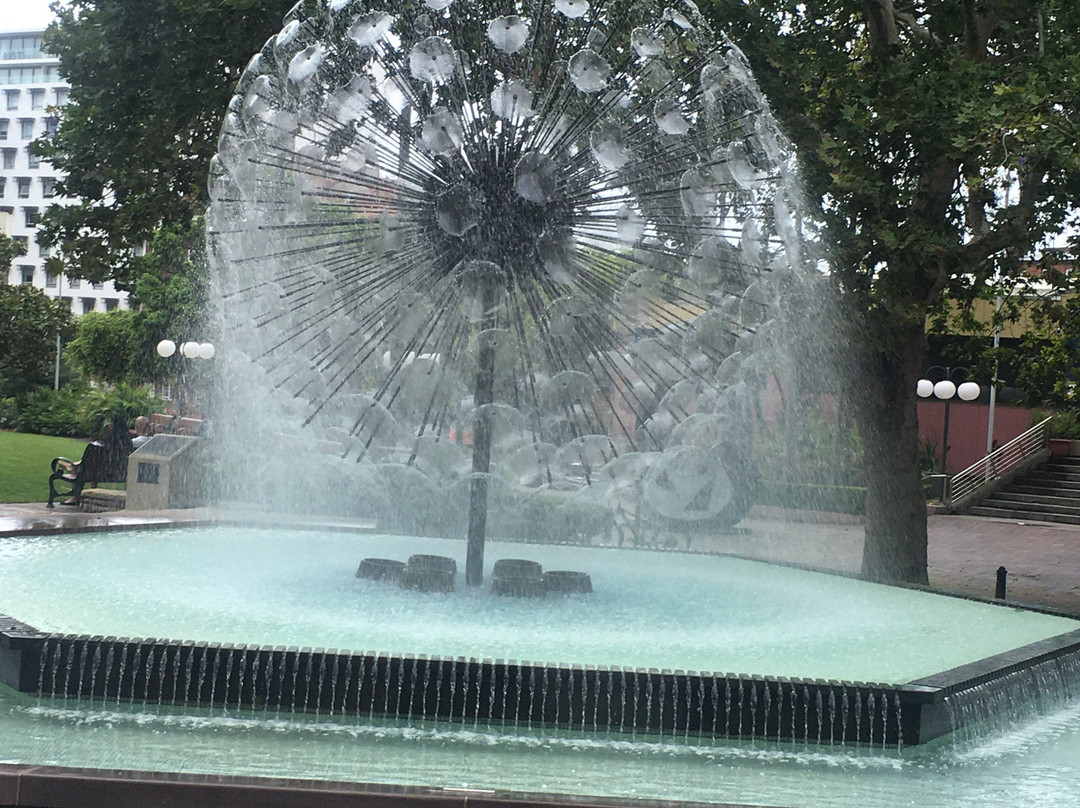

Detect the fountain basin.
xmin=1 ymin=526 xmax=1078 ymax=746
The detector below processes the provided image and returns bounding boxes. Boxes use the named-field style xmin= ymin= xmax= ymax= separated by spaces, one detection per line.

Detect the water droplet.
xmin=631 ymin=27 xmax=665 ymax=57
xmin=680 ymin=166 xmax=716 ymax=216
xmin=420 ymin=108 xmax=464 ymax=156
xmin=410 ymin=37 xmax=456 ymax=83
xmin=348 ymin=11 xmax=395 ymax=48
xmin=538 ymin=228 xmax=576 ymax=285
xmin=589 ymin=122 xmax=631 ymax=170
xmin=275 ymin=20 xmax=302 ymax=50
xmin=487 ymin=16 xmax=530 ymax=54
xmin=424 ymin=0 xmax=454 ymax=10
xmin=490 ymin=81 xmax=534 ymax=120
xmin=328 ymin=0 xmax=353 ymax=12
xmin=614 ymin=205 xmax=644 ymax=243
xmin=515 ymin=152 xmax=558 ymax=205
xmin=327 ymin=76 xmax=375 ymax=123
xmin=555 ymin=0 xmax=589 ymax=18
xmin=288 ymin=44 xmax=325 ymax=85
xmin=435 ymin=184 xmax=483 ymax=236
xmin=568 ymin=49 xmax=611 ymax=93
xmin=654 ymin=98 xmax=690 ymax=135
xmin=687 ymin=236 xmax=739 ymax=289
xmin=663 ymin=7 xmax=694 ymax=29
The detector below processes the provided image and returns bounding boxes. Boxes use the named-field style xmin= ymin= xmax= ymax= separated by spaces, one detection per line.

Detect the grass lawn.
xmin=0 ymin=431 xmax=89 ymax=503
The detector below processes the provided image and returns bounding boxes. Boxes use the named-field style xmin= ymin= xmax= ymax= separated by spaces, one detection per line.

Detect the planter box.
xmin=1048 ymin=438 xmax=1080 ymax=456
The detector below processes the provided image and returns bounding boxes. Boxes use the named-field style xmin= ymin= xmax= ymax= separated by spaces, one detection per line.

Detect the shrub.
xmin=7 ymin=383 xmax=165 ymax=438
xmin=8 ymin=387 xmax=87 ymax=437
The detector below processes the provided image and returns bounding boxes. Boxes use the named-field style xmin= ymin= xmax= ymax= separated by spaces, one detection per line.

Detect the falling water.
xmin=206 ymin=0 xmax=810 ymax=568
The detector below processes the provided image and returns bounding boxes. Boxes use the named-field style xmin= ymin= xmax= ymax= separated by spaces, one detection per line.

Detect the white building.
xmin=0 ymin=30 xmax=127 ymax=313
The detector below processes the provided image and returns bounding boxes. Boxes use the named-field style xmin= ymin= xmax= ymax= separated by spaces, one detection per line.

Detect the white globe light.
xmin=916 ymin=379 xmax=934 ymax=398
xmin=156 ymin=339 xmax=176 ymax=358
xmin=957 ymin=381 xmax=980 ymax=401
xmin=933 ymin=380 xmax=957 ymax=400
xmin=180 ymin=341 xmax=199 ymax=358
xmin=198 ymin=342 xmax=216 ymax=360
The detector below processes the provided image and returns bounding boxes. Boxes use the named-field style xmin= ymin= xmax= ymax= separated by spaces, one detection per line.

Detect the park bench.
xmin=47 ymin=441 xmax=132 ymax=508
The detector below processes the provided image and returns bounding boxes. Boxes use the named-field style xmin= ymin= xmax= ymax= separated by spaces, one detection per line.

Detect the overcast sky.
xmin=1 ymin=0 xmax=61 ymax=33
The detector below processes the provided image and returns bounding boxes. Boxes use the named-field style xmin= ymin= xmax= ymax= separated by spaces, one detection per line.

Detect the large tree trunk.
xmin=849 ymin=316 xmax=929 ymax=585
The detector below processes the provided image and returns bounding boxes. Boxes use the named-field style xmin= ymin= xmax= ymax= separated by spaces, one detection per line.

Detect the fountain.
xmin=3 ymin=0 xmax=1080 ymax=805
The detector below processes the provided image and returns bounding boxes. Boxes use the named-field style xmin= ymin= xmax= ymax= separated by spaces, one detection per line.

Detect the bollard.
xmin=995 ymin=566 xmax=1007 ymax=600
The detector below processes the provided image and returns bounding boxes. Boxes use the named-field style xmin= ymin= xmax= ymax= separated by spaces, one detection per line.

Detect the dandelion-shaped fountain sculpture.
xmin=208 ymin=0 xmax=804 ymax=585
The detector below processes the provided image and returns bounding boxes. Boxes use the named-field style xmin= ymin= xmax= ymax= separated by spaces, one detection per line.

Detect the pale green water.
xmin=0 ymin=527 xmax=1077 ymax=682
xmin=2 ymin=685 xmax=1080 ymax=807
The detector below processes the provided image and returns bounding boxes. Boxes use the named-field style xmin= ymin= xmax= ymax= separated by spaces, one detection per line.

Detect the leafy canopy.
xmin=35 ymin=0 xmax=293 ymax=287
xmin=0 ymin=285 xmax=75 ymax=397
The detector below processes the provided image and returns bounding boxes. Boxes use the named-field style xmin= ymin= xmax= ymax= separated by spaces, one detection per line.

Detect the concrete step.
xmin=1015 ymin=474 xmax=1080 ymax=487
xmin=1007 ymin=485 xmax=1080 ymax=499
xmin=992 ymin=491 xmax=1080 ymax=506
xmin=968 ymin=505 xmax=1080 ymax=526
xmin=1025 ymin=467 xmax=1080 ymax=480
xmin=977 ymin=497 xmax=1080 ymax=519
xmin=79 ymin=488 xmax=126 ymax=513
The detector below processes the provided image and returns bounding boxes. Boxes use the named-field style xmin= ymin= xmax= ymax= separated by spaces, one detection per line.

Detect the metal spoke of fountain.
xmin=208 ymin=0 xmax=807 ymax=583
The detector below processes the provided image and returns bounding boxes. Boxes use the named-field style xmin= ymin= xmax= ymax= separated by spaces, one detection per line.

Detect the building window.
xmin=29 ymin=89 xmax=45 ymax=110
xmin=40 ymin=177 xmax=55 ymax=198
xmin=26 ymin=147 xmax=39 ymax=169
xmin=60 ymin=296 xmax=72 ymax=310
xmin=23 ymin=207 xmax=38 ymax=226
xmin=92 ymin=281 xmax=104 ymax=290
xmin=54 ymin=88 xmax=68 ymax=106
xmin=16 ymin=177 xmax=30 ymax=198
xmin=0 ymin=119 xmax=7 ymax=139
xmin=104 ymin=298 xmax=119 ymax=311
xmin=2 ymin=149 xmax=14 ymax=170
xmin=44 ymin=116 xmax=58 ymax=137
xmin=0 ymin=177 xmax=4 ymax=197
xmin=45 ymin=270 xmax=57 ymax=288
xmin=19 ymin=265 xmax=33 ymax=284
xmin=19 ymin=119 xmax=32 ymax=139
xmin=4 ymin=91 xmax=18 ymax=111
xmin=68 ymin=277 xmax=79 ymax=289
xmin=81 ymin=297 xmax=96 ymax=314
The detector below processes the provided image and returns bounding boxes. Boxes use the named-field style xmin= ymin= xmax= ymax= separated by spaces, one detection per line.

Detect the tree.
xmin=66 ymin=219 xmax=210 ymax=383
xmin=34 ymin=0 xmax=293 ymax=288
xmin=705 ymin=1 xmax=1080 ymax=582
xmin=0 ymin=234 xmax=19 ymax=272
xmin=0 ymin=285 xmax=75 ymax=397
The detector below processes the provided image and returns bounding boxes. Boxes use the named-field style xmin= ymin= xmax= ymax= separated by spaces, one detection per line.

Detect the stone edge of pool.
xmin=0 ymin=763 xmax=751 ymax=808
xmin=4 ymin=609 xmax=1080 ymax=747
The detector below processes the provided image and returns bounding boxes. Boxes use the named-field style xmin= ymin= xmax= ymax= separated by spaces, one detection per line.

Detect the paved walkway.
xmin=1 ymin=501 xmax=1078 ymax=615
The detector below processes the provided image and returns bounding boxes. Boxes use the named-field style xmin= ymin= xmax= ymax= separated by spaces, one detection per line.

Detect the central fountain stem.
xmin=466 ymin=282 xmax=499 ymax=585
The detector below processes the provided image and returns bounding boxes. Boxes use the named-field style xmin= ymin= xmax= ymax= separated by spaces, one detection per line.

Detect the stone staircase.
xmin=970 ymin=455 xmax=1080 ymax=525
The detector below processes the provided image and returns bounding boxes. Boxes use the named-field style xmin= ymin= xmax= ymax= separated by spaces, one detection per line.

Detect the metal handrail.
xmin=945 ymin=417 xmax=1052 ymax=504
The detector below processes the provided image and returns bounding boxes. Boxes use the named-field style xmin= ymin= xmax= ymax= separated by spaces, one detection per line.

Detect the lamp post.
xmin=917 ymin=366 xmax=980 ymax=474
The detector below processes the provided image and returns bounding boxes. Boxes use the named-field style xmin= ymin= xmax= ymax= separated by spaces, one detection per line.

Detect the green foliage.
xmin=754 ymin=404 xmax=863 ymax=487
xmin=0 ymin=234 xmax=19 ymax=270
xmin=3 ymin=384 xmax=164 ymax=438
xmin=0 ymin=285 xmax=75 ymax=397
xmin=1046 ymin=411 xmax=1080 ymax=440
xmin=0 ymin=431 xmax=89 ymax=503
xmin=5 ymin=387 xmax=87 ymax=436
xmin=78 ymin=383 xmax=166 ymax=437
xmin=35 ymin=0 xmax=294 ymax=287
xmin=703 ymin=0 xmax=1080 ymax=582
xmin=64 ymin=219 xmax=210 ymax=384
xmin=66 ymin=310 xmax=142 ymax=384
